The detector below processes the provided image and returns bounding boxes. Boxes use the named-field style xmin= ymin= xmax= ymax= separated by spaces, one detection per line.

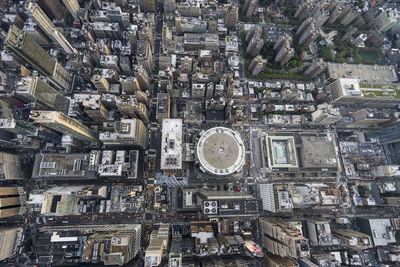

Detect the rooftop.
xmin=161 ymin=119 xmax=183 ymax=171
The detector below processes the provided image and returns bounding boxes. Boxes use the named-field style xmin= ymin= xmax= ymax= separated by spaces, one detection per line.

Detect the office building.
xmin=156 ymin=93 xmax=171 ymax=122
xmin=248 ymin=55 xmax=267 ymax=76
xmin=36 ymin=224 xmax=141 ymax=266
xmin=264 ymin=252 xmax=298 ymax=267
xmin=333 ymin=229 xmax=373 ymax=249
xmin=306 ymin=220 xmax=333 ymax=246
xmin=5 ymin=25 xmax=72 ymax=91
xmin=23 ymin=19 xmax=51 ymax=46
xmin=260 ymin=218 xmax=309 ymax=258
xmin=0 ymin=187 xmax=26 ymax=218
xmin=0 ymin=118 xmax=38 ymax=136
xmin=120 ymin=77 xmax=141 ymax=94
xmin=135 ymin=65 xmax=150 ymax=91
xmin=25 ymin=1 xmax=57 ymax=43
xmin=116 ymin=96 xmax=149 ymax=123
xmin=99 ymin=119 xmax=146 ymax=149
xmin=161 ymin=119 xmax=183 ymax=175
xmin=29 ymin=111 xmax=97 ymax=142
xmin=6 ymin=25 xmax=55 ymax=77
xmin=61 ymin=0 xmax=80 ymax=22
xmin=136 ymin=41 xmax=153 ymax=76
xmin=145 ymin=238 xmax=164 ymax=267
xmin=51 ymin=28 xmax=77 ymax=54
xmin=375 ymin=10 xmax=399 ymax=32
xmin=328 ymin=78 xmax=400 ymax=106
xmin=15 ymin=76 xmax=69 ymax=112
xmin=164 ymin=0 xmax=176 ymax=14
xmin=37 ymin=0 xmax=66 ymax=21
xmin=357 ymin=218 xmax=396 ymax=246
xmin=91 ymin=76 xmax=110 ymax=94
xmin=0 ymin=152 xmax=23 ymax=180
xmin=370 ymin=123 xmax=400 ymax=145
xmin=0 ymin=227 xmax=23 ymax=262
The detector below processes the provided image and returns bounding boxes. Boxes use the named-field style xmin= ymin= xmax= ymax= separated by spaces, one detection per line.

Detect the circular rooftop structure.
xmin=197 ymin=127 xmax=245 ymax=176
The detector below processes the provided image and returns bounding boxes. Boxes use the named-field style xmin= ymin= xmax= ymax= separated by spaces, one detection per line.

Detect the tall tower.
xmin=6 ymin=25 xmax=55 ymax=76
xmin=0 ymin=187 xmax=25 ymax=218
xmin=37 ymin=0 xmax=66 ymax=21
xmin=25 ymin=2 xmax=57 ymax=43
xmin=134 ymin=65 xmax=150 ymax=91
xmin=29 ymin=111 xmax=97 ymax=142
xmin=15 ymin=76 xmax=69 ymax=112
xmin=61 ymin=0 xmax=80 ymax=22
xmin=0 ymin=227 xmax=22 ymax=262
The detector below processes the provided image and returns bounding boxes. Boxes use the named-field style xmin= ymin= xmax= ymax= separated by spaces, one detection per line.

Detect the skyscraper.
xmin=6 ymin=25 xmax=55 ymax=76
xmin=0 ymin=187 xmax=25 ymax=218
xmin=0 ymin=227 xmax=22 ymax=262
xmin=0 ymin=152 xmax=23 ymax=180
xmin=15 ymin=76 xmax=69 ymax=112
xmin=37 ymin=0 xmax=66 ymax=21
xmin=61 ymin=0 xmax=80 ymax=22
xmin=5 ymin=25 xmax=72 ymax=91
xmin=248 ymin=55 xmax=267 ymax=76
xmin=29 ymin=111 xmax=98 ymax=142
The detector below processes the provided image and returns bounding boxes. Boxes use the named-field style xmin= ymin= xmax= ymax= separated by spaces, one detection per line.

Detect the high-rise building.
xmin=273 ymin=34 xmax=292 ymax=52
xmin=164 ymin=0 xmax=175 ymax=14
xmin=136 ymin=41 xmax=153 ymax=76
xmin=0 ymin=118 xmax=38 ymax=136
xmin=0 ymin=227 xmax=22 ymax=262
xmin=274 ymin=42 xmax=294 ymax=66
xmin=375 ymin=10 xmax=399 ymax=32
xmin=116 ymin=96 xmax=149 ymax=123
xmin=50 ymin=28 xmax=77 ymax=54
xmin=0 ymin=152 xmax=23 ymax=180
xmin=135 ymin=65 xmax=150 ymax=91
xmin=304 ymin=58 xmax=326 ymax=78
xmin=328 ymin=5 xmax=344 ymax=23
xmin=142 ymin=0 xmax=155 ymax=11
xmin=298 ymin=24 xmax=319 ymax=46
xmin=260 ymin=218 xmax=309 ymax=258
xmin=99 ymin=119 xmax=147 ymax=149
xmin=61 ymin=0 xmax=80 ymax=22
xmin=5 ymin=25 xmax=72 ymax=91
xmin=225 ymin=6 xmax=238 ymax=28
xmin=6 ymin=25 xmax=55 ymax=76
xmin=339 ymin=6 xmax=360 ymax=26
xmin=246 ymin=31 xmax=264 ymax=57
xmin=296 ymin=17 xmax=315 ymax=37
xmin=294 ymin=1 xmax=312 ymax=21
xmin=0 ymin=187 xmax=26 ymax=218
xmin=120 ymin=77 xmax=141 ymax=94
xmin=156 ymin=93 xmax=171 ymax=122
xmin=15 ymin=76 xmax=69 ymax=112
xmin=248 ymin=55 xmax=267 ymax=76
xmin=37 ymin=0 xmax=66 ymax=21
xmin=29 ymin=111 xmax=97 ymax=142
xmin=242 ymin=0 xmax=258 ymax=17
xmin=25 ymin=1 xmax=62 ymax=44
xmin=160 ymin=119 xmax=183 ymax=175
xmin=23 ymin=19 xmax=51 ymax=46
xmin=91 ymin=75 xmax=110 ymax=93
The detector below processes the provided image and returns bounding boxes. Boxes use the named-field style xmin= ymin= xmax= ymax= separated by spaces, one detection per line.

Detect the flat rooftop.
xmin=32 ymin=153 xmax=96 ymax=180
xmin=299 ymin=134 xmax=338 ymax=169
xmin=327 ymin=63 xmax=398 ymax=84
xmin=265 ymin=135 xmax=298 ymax=169
xmin=161 ymin=119 xmax=183 ymax=170
xmin=197 ymin=127 xmax=245 ymax=175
